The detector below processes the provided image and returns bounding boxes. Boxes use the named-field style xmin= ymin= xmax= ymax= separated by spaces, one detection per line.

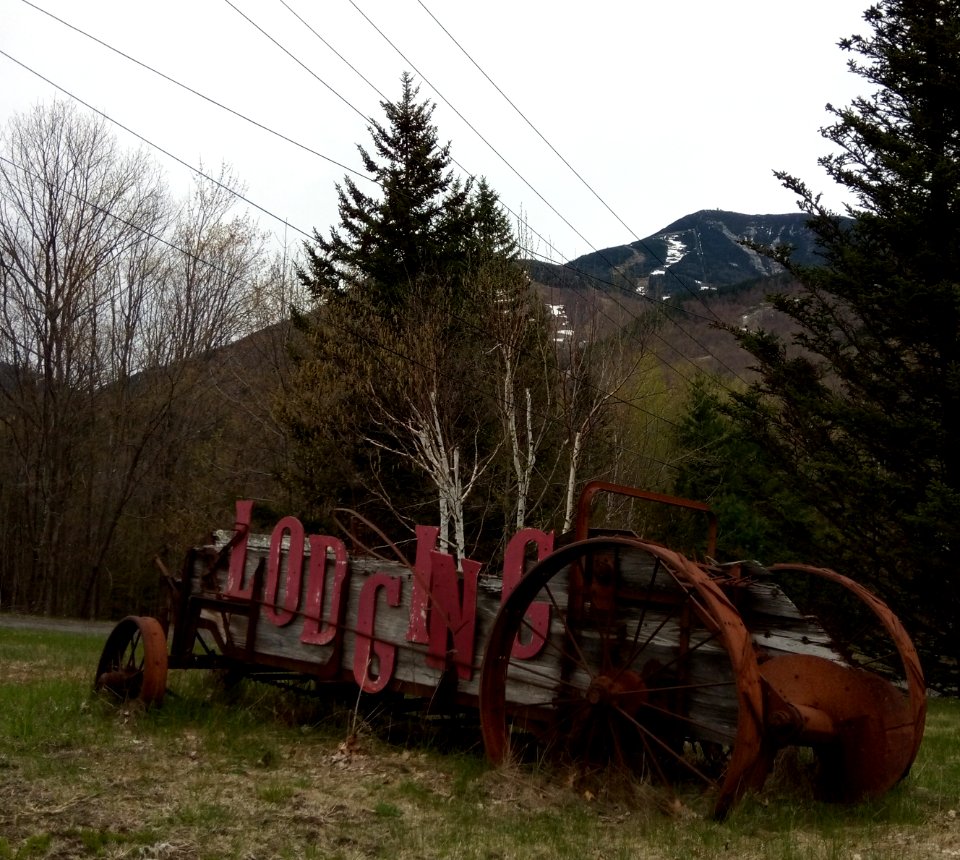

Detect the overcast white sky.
xmin=1 ymin=0 xmax=869 ymax=263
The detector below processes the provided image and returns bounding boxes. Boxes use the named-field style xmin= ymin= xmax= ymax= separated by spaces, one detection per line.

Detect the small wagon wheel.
xmin=762 ymin=563 xmax=926 ymax=799
xmin=94 ymin=615 xmax=169 ymax=706
xmin=480 ymin=537 xmax=765 ymax=818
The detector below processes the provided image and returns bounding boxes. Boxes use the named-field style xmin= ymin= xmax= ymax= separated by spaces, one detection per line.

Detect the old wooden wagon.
xmin=95 ymin=482 xmax=926 ymax=818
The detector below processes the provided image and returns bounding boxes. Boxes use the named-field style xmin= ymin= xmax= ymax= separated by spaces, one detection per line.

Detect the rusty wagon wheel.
xmin=94 ymin=615 xmax=168 ymax=706
xmin=480 ymin=537 xmax=766 ymax=819
xmin=759 ymin=563 xmax=926 ymax=801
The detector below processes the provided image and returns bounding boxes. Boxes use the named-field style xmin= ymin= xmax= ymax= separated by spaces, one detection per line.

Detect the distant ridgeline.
xmin=525 ymin=210 xmax=830 ymax=301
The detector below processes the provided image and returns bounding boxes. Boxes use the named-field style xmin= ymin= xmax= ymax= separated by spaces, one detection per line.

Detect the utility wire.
xmin=415 ymin=0 xmax=636 ymax=240
xmin=204 ymin=0 xmax=709 ymax=391
xmin=222 ymin=0 xmax=374 ymax=127
xmin=0 ymin=47 xmax=690 ymax=435
xmin=0 ymin=49 xmax=314 ymax=243
xmin=18 ymin=0 xmax=371 ymax=184
xmin=0 ymin=153 xmax=255 ymax=315
xmin=339 ymin=0 xmax=748 ymax=383
xmin=17 ymin=0 xmax=737 ymax=389
xmin=277 ymin=0 xmax=390 ymax=103
xmin=345 ymin=0 xmax=596 ymax=263
xmin=16 ymin=0 xmax=747 ymax=383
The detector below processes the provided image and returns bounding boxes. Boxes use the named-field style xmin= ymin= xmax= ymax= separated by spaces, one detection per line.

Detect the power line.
xmin=0 ymin=49 xmax=314 ymax=243
xmin=415 ymin=0 xmax=634 ymax=240
xmin=0 ymin=152 xmax=260 ymax=338
xmin=17 ymin=0 xmax=371 ymax=184
xmin=18 ymin=0 xmax=742 ymax=389
xmin=338 ymin=0 xmax=749 ymax=383
xmin=222 ymin=0 xmax=374 ymax=127
xmin=413 ymin=0 xmax=739 ymax=326
xmin=212 ymin=0 xmax=702 ymax=389
xmin=345 ymin=0 xmax=598 ymax=263
xmin=276 ymin=0 xmax=390 ymax=103
xmin=0 ymin=45 xmax=685 ymax=437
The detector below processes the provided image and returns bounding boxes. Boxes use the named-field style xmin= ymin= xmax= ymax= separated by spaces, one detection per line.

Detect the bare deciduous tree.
xmin=357 ymin=285 xmax=501 ymax=563
xmin=0 ymin=102 xmax=268 ymax=616
xmin=0 ymin=100 xmax=167 ymax=613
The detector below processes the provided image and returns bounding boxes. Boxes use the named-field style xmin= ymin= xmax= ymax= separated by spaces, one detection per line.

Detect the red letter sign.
xmin=263 ymin=516 xmax=305 ymax=626
xmin=353 ymin=573 xmax=403 ymax=693
xmin=425 ymin=553 xmax=480 ymax=680
xmin=300 ymin=535 xmax=350 ymax=645
xmin=501 ymin=528 xmax=553 ymax=659
xmin=406 ymin=525 xmax=440 ymax=644
xmin=226 ymin=499 xmax=255 ymax=598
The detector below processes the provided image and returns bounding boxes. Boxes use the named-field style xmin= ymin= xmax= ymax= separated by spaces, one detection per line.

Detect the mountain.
xmin=525 ymin=209 xmax=824 ymax=302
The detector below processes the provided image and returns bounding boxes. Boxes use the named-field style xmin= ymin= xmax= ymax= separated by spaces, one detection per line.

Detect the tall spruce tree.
xmin=301 ymin=71 xmax=493 ymax=322
xmin=282 ymin=74 xmax=554 ymax=553
xmin=727 ymin=0 xmax=960 ymax=687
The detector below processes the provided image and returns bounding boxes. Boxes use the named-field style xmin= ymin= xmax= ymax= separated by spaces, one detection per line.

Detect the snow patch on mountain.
xmin=650 ymin=232 xmax=690 ymax=276
xmin=664 ymin=233 xmax=688 ymax=265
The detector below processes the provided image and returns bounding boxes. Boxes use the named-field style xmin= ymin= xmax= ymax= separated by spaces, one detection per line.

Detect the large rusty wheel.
xmin=94 ymin=615 xmax=168 ymax=706
xmin=480 ymin=537 xmax=766 ymax=818
xmin=759 ymin=563 xmax=926 ymax=801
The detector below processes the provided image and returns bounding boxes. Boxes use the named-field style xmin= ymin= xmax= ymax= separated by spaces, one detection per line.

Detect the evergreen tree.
xmin=281 ymin=74 xmax=554 ymax=554
xmin=726 ymin=0 xmax=960 ymax=687
xmin=302 ymin=71 xmax=482 ymax=321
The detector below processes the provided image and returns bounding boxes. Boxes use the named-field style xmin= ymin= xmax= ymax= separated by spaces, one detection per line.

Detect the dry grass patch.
xmin=2 ymin=622 xmax=960 ymax=859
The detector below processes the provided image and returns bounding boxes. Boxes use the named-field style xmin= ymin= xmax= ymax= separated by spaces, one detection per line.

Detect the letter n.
xmin=406 ymin=525 xmax=440 ymax=644
xmin=426 ymin=553 xmax=480 ymax=681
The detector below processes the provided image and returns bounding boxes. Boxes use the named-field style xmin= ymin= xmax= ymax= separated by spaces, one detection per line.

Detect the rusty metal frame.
xmin=575 ymin=481 xmax=718 ymax=558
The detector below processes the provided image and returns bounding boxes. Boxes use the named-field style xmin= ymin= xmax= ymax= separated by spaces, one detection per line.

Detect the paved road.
xmin=0 ymin=613 xmax=115 ymax=635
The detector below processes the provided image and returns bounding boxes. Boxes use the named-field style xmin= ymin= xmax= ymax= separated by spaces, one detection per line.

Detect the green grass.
xmin=2 ymin=623 xmax=959 ymax=859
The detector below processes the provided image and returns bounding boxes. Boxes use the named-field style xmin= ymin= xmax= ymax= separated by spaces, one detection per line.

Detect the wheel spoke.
xmin=635 ymin=719 xmax=674 ymax=789
xmin=612 ymin=703 xmax=720 ymax=788
xmin=640 ymin=631 xmax=722 ymax=684
xmin=612 ymin=678 xmax=735 ymax=695
xmin=636 ymin=698 xmax=737 ymax=742
xmin=124 ymin=630 xmax=142 ymax=672
xmin=513 ymin=604 xmax=590 ymax=673
xmin=541 ymin=578 xmax=596 ymax=682
xmin=503 ymin=659 xmax=587 ymax=696
xmin=616 ymin=584 xmax=690 ymax=674
xmin=592 ymin=545 xmax=619 ymax=670
xmin=630 ymin=557 xmax=663 ymax=650
xmin=857 ymin=650 xmax=898 ymax=670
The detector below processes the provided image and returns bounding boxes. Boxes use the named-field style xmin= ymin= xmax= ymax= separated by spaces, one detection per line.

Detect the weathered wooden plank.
xmin=736 ymin=578 xmax=848 ymax=663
